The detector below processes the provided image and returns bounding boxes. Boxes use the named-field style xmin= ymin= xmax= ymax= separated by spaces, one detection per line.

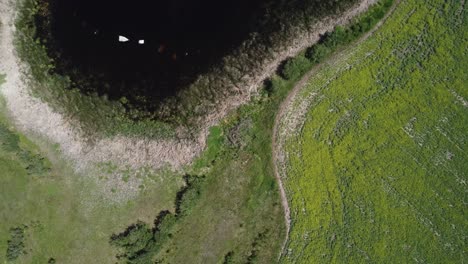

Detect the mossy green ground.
xmin=284 ymin=0 xmax=467 ymax=262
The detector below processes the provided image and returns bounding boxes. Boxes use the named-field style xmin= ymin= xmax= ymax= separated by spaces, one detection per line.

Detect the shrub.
xmin=175 ymin=175 xmax=205 ymax=217
xmin=0 ymin=123 xmax=50 ymax=175
xmin=323 ymin=26 xmax=353 ymax=48
xmin=110 ymin=221 xmax=155 ymax=264
xmin=305 ymin=0 xmax=394 ymax=64
xmin=223 ymin=251 xmax=234 ymax=264
xmin=280 ymin=56 xmax=312 ymax=80
xmin=306 ymin=44 xmax=332 ymax=63
xmin=0 ymin=123 xmax=20 ymax=153
xmin=110 ymin=175 xmax=204 ymax=263
xmin=6 ymin=227 xmax=26 ymax=261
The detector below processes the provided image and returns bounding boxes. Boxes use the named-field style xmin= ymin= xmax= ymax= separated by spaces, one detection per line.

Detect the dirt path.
xmin=272 ymin=0 xmax=401 ymax=258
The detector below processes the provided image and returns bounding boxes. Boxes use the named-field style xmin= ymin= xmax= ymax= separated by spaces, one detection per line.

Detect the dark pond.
xmin=45 ymin=0 xmax=268 ymax=109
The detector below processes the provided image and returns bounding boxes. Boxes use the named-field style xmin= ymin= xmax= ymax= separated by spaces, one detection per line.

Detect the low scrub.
xmin=110 ymin=175 xmax=205 ymax=263
xmin=5 ymin=226 xmax=27 ymax=261
xmin=0 ymin=122 xmax=50 ymax=175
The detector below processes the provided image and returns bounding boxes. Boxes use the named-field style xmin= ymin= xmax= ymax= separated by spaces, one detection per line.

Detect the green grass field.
xmin=0 ymin=136 xmax=181 ymax=263
xmin=147 ymin=98 xmax=287 ymax=263
xmin=283 ymin=0 xmax=467 ymax=262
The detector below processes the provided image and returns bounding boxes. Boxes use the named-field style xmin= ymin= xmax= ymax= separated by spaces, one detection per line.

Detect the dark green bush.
xmin=110 ymin=175 xmax=205 ymax=263
xmin=109 ymin=212 xmax=178 ymax=263
xmin=175 ymin=175 xmax=205 ymax=217
xmin=280 ymin=56 xmax=312 ymax=80
xmin=19 ymin=150 xmax=50 ymax=175
xmin=110 ymin=221 xmax=156 ymax=264
xmin=223 ymin=251 xmax=234 ymax=264
xmin=305 ymin=0 xmax=394 ymax=64
xmin=305 ymin=44 xmax=332 ymax=63
xmin=323 ymin=26 xmax=352 ymax=48
xmin=6 ymin=227 xmax=26 ymax=261
xmin=0 ymin=123 xmax=20 ymax=153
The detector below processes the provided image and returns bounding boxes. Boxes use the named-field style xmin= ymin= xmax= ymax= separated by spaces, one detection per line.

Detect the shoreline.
xmin=0 ymin=0 xmax=378 ymax=187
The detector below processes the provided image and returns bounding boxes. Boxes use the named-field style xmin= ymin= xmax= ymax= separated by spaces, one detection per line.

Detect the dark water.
xmin=47 ymin=0 xmax=267 ymax=107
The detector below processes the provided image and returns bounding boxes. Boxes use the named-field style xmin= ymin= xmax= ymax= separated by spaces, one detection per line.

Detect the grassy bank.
xmin=283 ymin=0 xmax=467 ymax=262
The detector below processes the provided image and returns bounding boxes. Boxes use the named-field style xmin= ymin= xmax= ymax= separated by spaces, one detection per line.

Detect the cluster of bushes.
xmin=110 ymin=175 xmax=205 ymax=263
xmin=110 ymin=212 xmax=175 ymax=264
xmin=5 ymin=226 xmax=27 ymax=261
xmin=175 ymin=175 xmax=205 ymax=217
xmin=0 ymin=122 xmax=50 ymax=175
xmin=277 ymin=0 xmax=394 ymax=82
xmin=222 ymin=251 xmax=234 ymax=264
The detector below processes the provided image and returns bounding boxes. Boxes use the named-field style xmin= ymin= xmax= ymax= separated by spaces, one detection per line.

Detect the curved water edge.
xmin=37 ymin=0 xmax=268 ymax=109
xmin=0 ymin=0 xmax=378 ymax=176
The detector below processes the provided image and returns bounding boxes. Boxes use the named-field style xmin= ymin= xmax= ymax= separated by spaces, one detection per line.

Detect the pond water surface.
xmin=46 ymin=0 xmax=268 ymax=108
